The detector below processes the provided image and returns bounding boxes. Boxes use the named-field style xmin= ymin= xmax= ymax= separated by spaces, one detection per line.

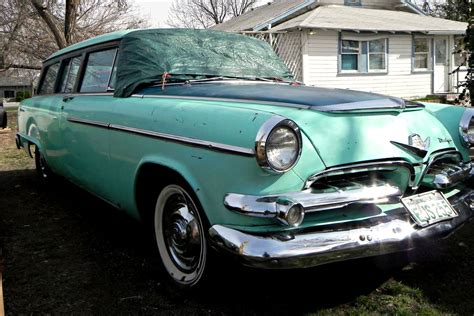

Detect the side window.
xmin=58 ymin=56 xmax=82 ymax=93
xmin=80 ymin=49 xmax=117 ymax=93
xmin=58 ymin=59 xmax=71 ymax=93
xmin=39 ymin=63 xmax=60 ymax=95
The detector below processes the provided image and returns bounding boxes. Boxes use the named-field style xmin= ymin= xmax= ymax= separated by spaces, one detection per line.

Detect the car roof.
xmin=45 ymin=29 xmax=137 ymax=61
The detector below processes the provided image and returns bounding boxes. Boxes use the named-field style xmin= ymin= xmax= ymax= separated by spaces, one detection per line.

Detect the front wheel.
xmin=34 ymin=146 xmax=54 ymax=180
xmin=154 ymin=184 xmax=209 ymax=288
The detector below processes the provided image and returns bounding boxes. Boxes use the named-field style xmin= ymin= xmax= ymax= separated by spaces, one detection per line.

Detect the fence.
xmin=241 ymin=31 xmax=303 ymax=81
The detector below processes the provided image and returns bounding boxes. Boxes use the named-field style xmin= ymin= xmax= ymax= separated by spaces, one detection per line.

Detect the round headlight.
xmin=460 ymin=108 xmax=474 ymax=147
xmin=255 ymin=117 xmax=302 ymax=173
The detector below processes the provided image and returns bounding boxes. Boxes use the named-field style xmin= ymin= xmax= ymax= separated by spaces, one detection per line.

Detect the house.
xmin=214 ymin=0 xmax=468 ymax=99
xmin=0 ymin=77 xmax=32 ymax=101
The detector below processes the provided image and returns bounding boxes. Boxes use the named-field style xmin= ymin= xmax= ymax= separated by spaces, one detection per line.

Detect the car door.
xmin=59 ymin=47 xmax=119 ymax=204
xmin=21 ymin=62 xmax=65 ymax=172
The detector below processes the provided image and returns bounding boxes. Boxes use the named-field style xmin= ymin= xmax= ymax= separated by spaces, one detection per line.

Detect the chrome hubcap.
xmin=40 ymin=156 xmax=48 ymax=178
xmin=164 ymin=201 xmax=202 ymax=272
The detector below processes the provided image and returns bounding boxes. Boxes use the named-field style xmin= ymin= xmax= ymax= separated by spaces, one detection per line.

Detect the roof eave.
xmin=253 ymin=0 xmax=316 ymax=31
xmin=281 ymin=26 xmax=466 ymax=35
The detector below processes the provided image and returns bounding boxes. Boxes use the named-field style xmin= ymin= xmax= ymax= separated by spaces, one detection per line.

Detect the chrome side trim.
xmin=211 ymin=188 xmax=474 ymax=269
xmin=224 ymin=183 xmax=402 ymax=219
xmin=66 ymin=116 xmax=255 ymax=157
xmin=67 ymin=116 xmax=109 ymax=128
xmin=305 ymin=160 xmax=415 ymax=189
xmin=109 ymin=124 xmax=255 ymax=156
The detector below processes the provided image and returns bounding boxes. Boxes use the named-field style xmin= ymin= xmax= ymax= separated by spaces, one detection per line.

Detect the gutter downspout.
xmin=400 ymin=0 xmax=427 ymax=16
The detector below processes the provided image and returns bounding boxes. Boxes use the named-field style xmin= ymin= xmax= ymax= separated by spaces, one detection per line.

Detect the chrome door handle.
xmin=63 ymin=95 xmax=74 ymax=102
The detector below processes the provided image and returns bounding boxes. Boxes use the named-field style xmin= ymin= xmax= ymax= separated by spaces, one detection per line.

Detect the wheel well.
xmin=135 ymin=163 xmax=196 ymax=224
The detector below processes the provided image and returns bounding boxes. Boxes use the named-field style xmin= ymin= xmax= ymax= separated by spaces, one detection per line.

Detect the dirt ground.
xmin=1 ymin=110 xmax=474 ymax=314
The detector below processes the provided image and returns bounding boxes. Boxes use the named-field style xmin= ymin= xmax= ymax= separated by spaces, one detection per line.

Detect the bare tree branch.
xmin=167 ymin=0 xmax=257 ymax=28
xmin=29 ymin=0 xmax=67 ymax=48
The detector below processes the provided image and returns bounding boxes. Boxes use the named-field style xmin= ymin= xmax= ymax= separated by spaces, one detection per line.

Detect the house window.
xmin=341 ymin=40 xmax=360 ymax=71
xmin=344 ymin=0 xmax=361 ymax=5
xmin=4 ymin=90 xmax=15 ymax=98
xmin=454 ymin=36 xmax=467 ymax=67
xmin=340 ymin=38 xmax=388 ymax=73
xmin=368 ymin=39 xmax=386 ymax=71
xmin=414 ymin=38 xmax=431 ymax=70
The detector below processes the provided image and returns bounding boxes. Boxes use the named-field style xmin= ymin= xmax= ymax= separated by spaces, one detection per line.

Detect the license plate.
xmin=401 ymin=191 xmax=458 ymax=227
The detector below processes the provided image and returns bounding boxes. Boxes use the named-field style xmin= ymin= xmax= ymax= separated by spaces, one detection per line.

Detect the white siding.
xmin=302 ymin=30 xmax=432 ymax=98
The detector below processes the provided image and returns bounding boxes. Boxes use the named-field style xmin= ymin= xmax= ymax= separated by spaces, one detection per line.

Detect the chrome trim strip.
xmin=131 ymin=94 xmax=424 ymax=113
xmin=132 ymin=94 xmax=310 ymax=110
xmin=210 ymin=188 xmax=474 ymax=269
xmin=420 ymin=150 xmax=472 ymax=189
xmin=67 ymin=116 xmax=109 ymax=128
xmin=305 ymin=160 xmax=416 ymax=189
xmin=224 ymin=183 xmax=402 ymax=219
xmin=66 ymin=116 xmax=255 ymax=157
xmin=109 ymin=124 xmax=255 ymax=156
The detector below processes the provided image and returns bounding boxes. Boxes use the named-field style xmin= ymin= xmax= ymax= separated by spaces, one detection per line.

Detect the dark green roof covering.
xmin=114 ymin=29 xmax=292 ymax=97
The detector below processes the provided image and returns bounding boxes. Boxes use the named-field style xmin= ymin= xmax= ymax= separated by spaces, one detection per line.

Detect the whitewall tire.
xmin=154 ymin=184 xmax=208 ymax=287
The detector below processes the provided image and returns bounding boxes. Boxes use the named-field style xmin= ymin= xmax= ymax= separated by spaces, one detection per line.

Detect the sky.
xmin=133 ymin=0 xmax=174 ymax=27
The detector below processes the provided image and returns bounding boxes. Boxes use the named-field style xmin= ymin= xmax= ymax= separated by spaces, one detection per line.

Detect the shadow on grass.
xmin=0 ymin=168 xmax=472 ymax=314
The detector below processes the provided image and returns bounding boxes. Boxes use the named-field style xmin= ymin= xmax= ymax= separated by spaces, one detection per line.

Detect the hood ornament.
xmin=391 ymin=134 xmax=430 ymax=158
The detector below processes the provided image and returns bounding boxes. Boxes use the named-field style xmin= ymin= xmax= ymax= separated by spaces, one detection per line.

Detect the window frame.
xmin=4 ymin=90 xmax=15 ymax=98
xmin=368 ymin=38 xmax=388 ymax=72
xmin=340 ymin=40 xmax=361 ymax=73
xmin=413 ymin=37 xmax=432 ymax=72
xmin=78 ymin=47 xmax=119 ymax=94
xmin=344 ymin=0 xmax=362 ymax=6
xmin=339 ymin=37 xmax=388 ymax=75
xmin=37 ymin=62 xmax=61 ymax=95
xmin=37 ymin=40 xmax=120 ymax=96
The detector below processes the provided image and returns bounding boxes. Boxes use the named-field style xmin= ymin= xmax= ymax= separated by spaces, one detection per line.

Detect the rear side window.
xmin=39 ymin=63 xmax=60 ymax=95
xmin=80 ymin=49 xmax=117 ymax=93
xmin=58 ymin=56 xmax=82 ymax=93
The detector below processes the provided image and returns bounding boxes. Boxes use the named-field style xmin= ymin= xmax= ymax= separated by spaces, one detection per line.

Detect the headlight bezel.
xmin=255 ymin=116 xmax=302 ymax=174
xmin=459 ymin=108 xmax=474 ymax=147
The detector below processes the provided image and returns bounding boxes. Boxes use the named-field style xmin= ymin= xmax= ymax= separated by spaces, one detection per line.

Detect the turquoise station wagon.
xmin=16 ymin=29 xmax=474 ymax=288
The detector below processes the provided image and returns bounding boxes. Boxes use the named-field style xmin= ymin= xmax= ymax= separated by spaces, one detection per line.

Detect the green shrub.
xmin=15 ymin=91 xmax=32 ymax=102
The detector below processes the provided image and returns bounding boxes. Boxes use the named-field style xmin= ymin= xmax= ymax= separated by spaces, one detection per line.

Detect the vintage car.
xmin=16 ymin=29 xmax=474 ymax=288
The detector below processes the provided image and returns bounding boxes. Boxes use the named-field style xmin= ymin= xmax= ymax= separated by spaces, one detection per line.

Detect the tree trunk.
xmin=29 ymin=0 xmax=67 ymax=49
xmin=64 ymin=0 xmax=80 ymax=45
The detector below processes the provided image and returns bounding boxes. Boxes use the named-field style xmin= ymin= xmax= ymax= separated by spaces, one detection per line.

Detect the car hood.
xmin=139 ymin=81 xmax=418 ymax=111
xmin=280 ymin=107 xmax=458 ymax=167
xmin=139 ymin=82 xmax=458 ymax=167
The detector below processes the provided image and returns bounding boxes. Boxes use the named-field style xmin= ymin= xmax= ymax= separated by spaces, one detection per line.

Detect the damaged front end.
xmin=208 ymin=106 xmax=474 ymax=269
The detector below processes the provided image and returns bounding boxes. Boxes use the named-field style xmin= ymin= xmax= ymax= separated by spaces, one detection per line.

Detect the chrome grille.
xmin=422 ymin=160 xmax=471 ymax=189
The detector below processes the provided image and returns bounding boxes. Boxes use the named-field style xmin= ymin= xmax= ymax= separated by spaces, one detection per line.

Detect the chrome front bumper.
xmin=209 ymin=188 xmax=474 ymax=269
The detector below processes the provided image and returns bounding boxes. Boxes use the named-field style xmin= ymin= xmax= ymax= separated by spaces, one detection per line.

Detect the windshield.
xmin=114 ymin=29 xmax=293 ymax=97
